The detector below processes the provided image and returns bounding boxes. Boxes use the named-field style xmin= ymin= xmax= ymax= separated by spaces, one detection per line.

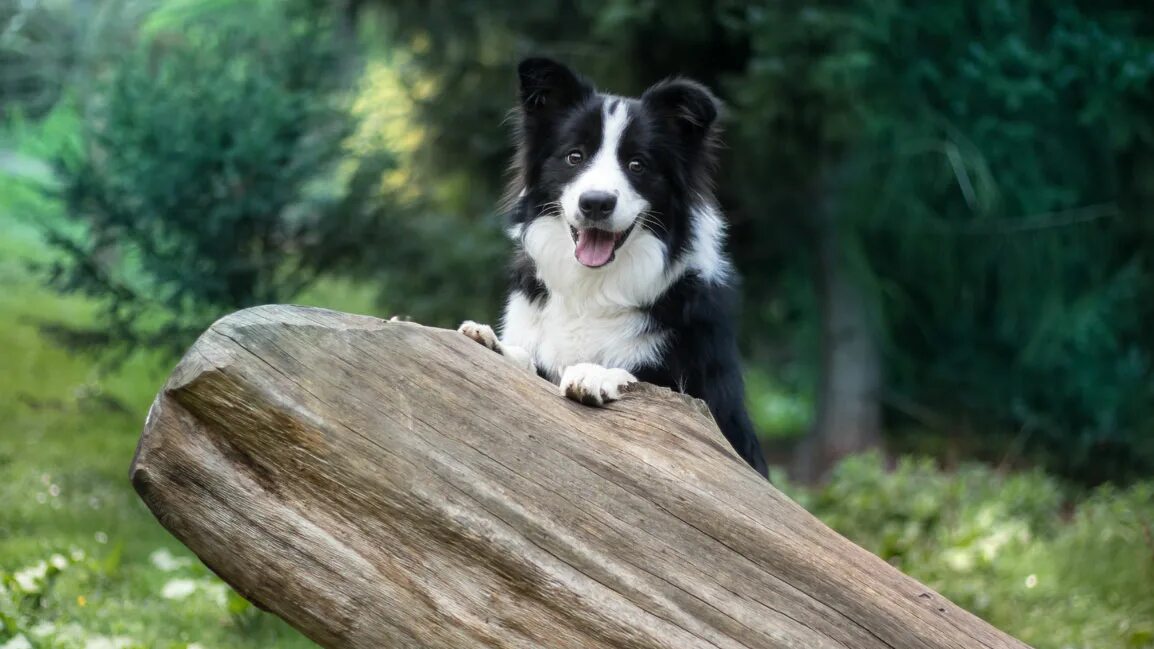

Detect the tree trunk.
xmin=130 ymin=305 xmax=1028 ymax=649
xmin=794 ymin=174 xmax=883 ymax=483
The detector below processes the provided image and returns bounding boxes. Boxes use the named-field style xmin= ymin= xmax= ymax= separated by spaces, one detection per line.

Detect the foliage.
xmin=0 ymin=205 xmax=343 ymax=648
xmin=6 ymin=1 xmax=1153 ymax=646
xmin=0 ymin=0 xmax=74 ymax=118
xmin=21 ymin=0 xmax=1154 ymax=479
xmin=787 ymin=453 xmax=1154 ymax=649
xmin=744 ymin=367 xmax=812 ymax=439
xmin=38 ymin=0 xmax=383 ymax=356
xmin=373 ymin=0 xmax=1154 ymax=482
xmin=745 ymin=1 xmax=1154 ymax=482
xmin=321 ymin=53 xmax=509 ymax=325
xmin=2 ymin=160 xmax=1151 ymax=647
xmin=0 ymin=0 xmax=157 ymax=119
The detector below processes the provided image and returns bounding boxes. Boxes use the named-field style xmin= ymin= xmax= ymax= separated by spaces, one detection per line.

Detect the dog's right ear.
xmin=517 ymin=58 xmax=593 ymax=118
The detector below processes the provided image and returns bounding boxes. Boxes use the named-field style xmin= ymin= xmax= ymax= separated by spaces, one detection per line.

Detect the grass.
xmin=0 ymin=206 xmax=326 ymax=647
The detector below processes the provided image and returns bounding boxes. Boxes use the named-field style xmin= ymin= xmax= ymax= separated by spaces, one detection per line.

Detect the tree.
xmin=370 ymin=0 xmax=1154 ymax=483
xmin=42 ymin=0 xmax=391 ymax=356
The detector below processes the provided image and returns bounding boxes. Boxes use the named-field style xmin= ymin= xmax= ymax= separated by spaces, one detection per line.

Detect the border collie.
xmin=459 ymin=58 xmax=767 ymax=477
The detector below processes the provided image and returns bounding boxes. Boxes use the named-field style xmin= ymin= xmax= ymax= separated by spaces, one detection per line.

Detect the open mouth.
xmin=570 ymin=224 xmax=634 ymax=268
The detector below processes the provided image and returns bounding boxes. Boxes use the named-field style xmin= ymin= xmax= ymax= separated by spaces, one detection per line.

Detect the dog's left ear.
xmin=518 ymin=58 xmax=594 ymax=117
xmin=641 ymin=78 xmax=721 ymax=140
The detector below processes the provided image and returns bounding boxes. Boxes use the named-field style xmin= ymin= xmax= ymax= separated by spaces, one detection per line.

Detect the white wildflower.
xmin=942 ymin=548 xmax=974 ymax=572
xmin=83 ymin=636 xmax=137 ymax=649
xmin=202 ymin=580 xmax=229 ymax=606
xmin=49 ymin=553 xmax=69 ymax=570
xmin=0 ymin=634 xmax=32 ymax=649
xmin=50 ymin=623 xmax=88 ymax=644
xmin=161 ymin=578 xmax=199 ymax=600
xmin=0 ymin=632 xmax=32 ymax=646
xmin=13 ymin=561 xmax=48 ymax=592
xmin=149 ymin=548 xmax=191 ymax=572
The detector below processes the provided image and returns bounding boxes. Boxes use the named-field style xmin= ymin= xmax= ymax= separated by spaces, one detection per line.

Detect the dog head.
xmin=509 ymin=58 xmax=723 ymax=273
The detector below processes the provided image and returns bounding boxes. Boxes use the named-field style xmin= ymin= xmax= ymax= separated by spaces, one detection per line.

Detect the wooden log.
xmin=130 ymin=304 xmax=1032 ymax=649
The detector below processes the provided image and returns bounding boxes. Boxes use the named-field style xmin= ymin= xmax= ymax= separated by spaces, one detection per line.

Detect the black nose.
xmin=578 ymin=191 xmax=617 ymax=221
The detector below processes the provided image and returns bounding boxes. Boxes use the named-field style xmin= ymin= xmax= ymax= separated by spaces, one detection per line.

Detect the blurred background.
xmin=1 ymin=0 xmax=1152 ymax=647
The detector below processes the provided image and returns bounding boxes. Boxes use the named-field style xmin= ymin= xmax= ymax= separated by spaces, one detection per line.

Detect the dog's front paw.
xmin=458 ymin=320 xmax=499 ymax=351
xmin=560 ymin=363 xmax=637 ymax=407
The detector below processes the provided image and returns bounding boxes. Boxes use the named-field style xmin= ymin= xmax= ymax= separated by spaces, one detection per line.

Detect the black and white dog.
xmin=459 ymin=58 xmax=767 ymax=477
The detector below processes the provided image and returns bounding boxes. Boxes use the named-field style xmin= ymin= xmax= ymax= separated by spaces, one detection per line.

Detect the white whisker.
xmin=637 ymin=210 xmax=668 ymax=236
xmin=538 ymin=200 xmax=565 ymax=219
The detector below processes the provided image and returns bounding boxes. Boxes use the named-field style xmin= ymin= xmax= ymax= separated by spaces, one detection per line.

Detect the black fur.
xmin=636 ymin=272 xmax=768 ymax=476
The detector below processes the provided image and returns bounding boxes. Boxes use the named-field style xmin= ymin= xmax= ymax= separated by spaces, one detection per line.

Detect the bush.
xmin=40 ymin=1 xmax=388 ymax=357
xmin=787 ymin=453 xmax=1154 ymax=649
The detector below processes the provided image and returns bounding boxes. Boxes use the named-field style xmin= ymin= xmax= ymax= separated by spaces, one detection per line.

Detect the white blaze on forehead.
xmin=559 ymin=97 xmax=650 ymax=232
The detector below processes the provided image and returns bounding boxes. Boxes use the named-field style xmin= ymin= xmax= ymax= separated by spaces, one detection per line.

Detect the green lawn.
xmin=0 ymin=210 xmax=328 ymax=647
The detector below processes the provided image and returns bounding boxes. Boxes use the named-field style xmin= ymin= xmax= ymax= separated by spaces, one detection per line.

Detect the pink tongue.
xmin=575 ymin=229 xmax=616 ymax=267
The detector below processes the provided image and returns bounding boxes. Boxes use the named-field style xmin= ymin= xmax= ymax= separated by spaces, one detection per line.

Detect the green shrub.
xmin=789 ymin=453 xmax=1154 ymax=649
xmin=41 ymin=1 xmax=388 ymax=356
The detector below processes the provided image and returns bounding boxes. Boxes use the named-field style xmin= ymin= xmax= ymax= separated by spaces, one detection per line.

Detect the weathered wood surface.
xmin=131 ymin=304 xmax=1031 ymax=649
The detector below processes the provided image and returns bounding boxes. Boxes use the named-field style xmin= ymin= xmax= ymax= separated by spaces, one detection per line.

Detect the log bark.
xmin=130 ymin=304 xmax=1031 ymax=649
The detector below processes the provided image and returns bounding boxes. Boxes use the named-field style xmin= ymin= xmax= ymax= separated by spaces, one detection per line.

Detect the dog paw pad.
xmin=560 ymin=363 xmax=637 ymax=407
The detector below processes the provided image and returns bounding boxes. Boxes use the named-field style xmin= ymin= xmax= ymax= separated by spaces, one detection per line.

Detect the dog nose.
xmin=578 ymin=191 xmax=617 ymax=221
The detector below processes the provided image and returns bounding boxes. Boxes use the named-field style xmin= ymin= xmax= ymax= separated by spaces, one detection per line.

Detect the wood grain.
xmin=131 ymin=304 xmax=1032 ymax=649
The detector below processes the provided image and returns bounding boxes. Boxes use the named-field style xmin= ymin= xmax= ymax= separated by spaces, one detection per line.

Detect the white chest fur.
xmin=500 ymin=203 xmax=733 ymax=381
xmin=501 ymin=217 xmax=674 ymax=380
xmin=501 ymin=291 xmax=665 ymax=381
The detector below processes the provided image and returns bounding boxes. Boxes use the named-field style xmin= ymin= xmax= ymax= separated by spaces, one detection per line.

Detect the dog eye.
xmin=566 ymin=150 xmax=584 ymax=166
xmin=628 ymin=159 xmax=645 ymax=174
